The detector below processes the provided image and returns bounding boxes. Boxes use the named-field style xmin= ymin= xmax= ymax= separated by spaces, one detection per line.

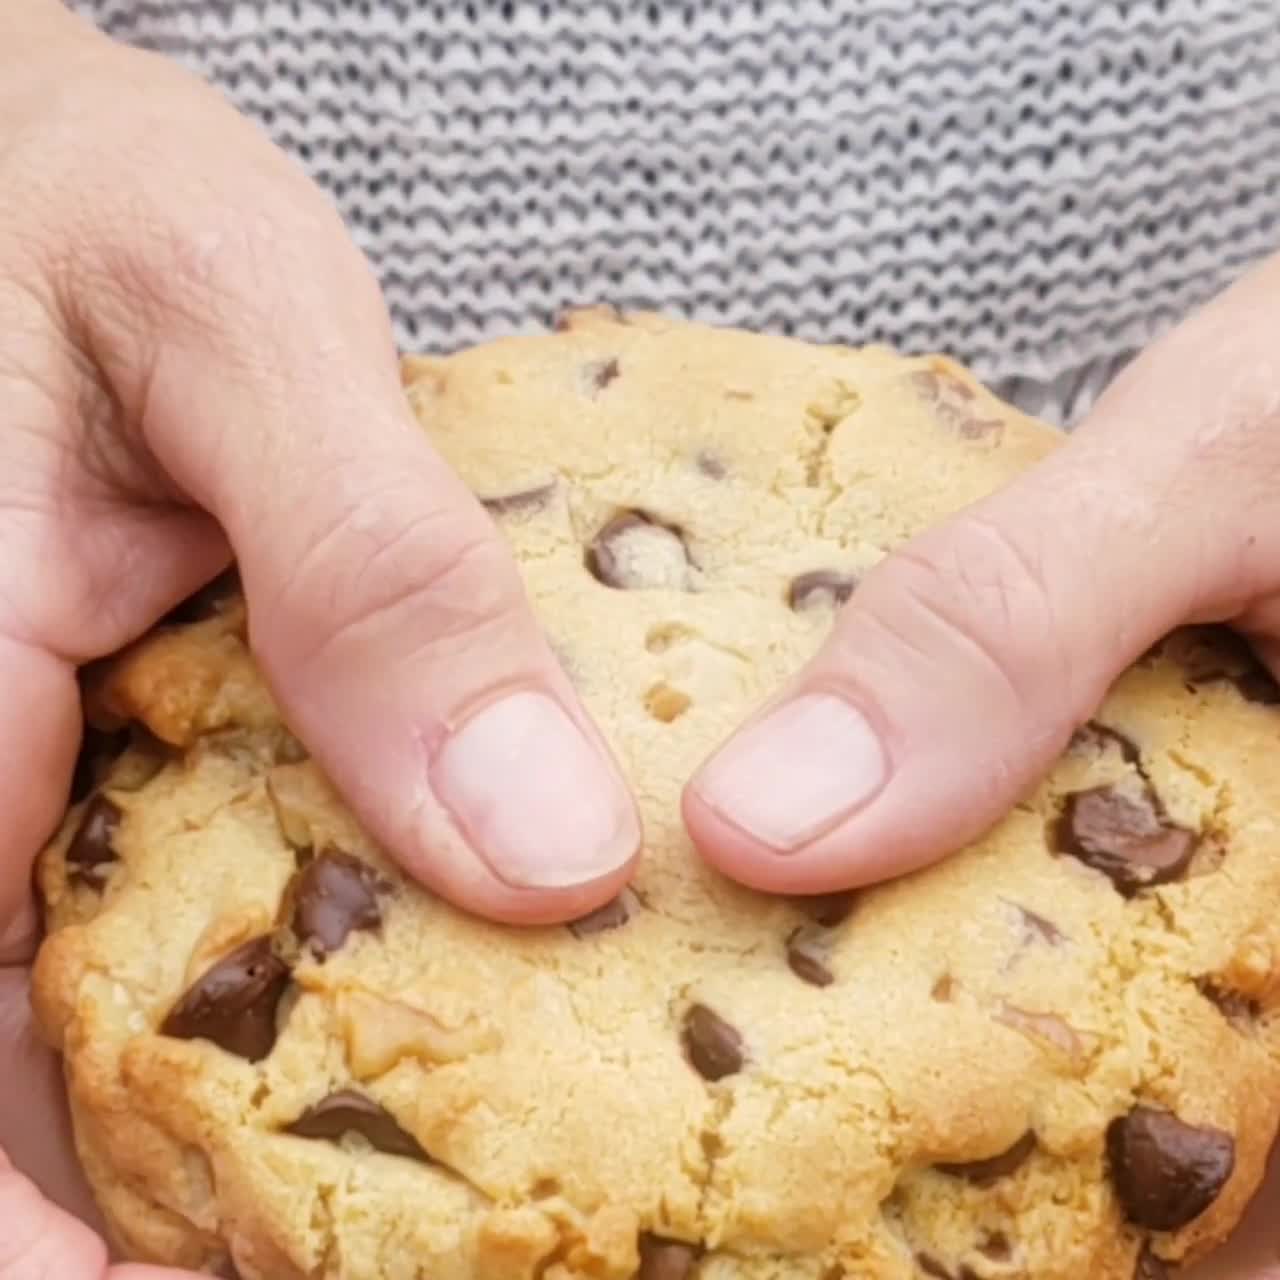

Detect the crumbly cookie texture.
xmin=34 ymin=309 xmax=1280 ymax=1280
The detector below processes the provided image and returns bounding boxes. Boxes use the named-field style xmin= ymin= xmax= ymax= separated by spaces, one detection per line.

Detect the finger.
xmin=686 ymin=252 xmax=1280 ymax=894
xmin=0 ymin=968 xmax=100 ymax=1231
xmin=0 ymin=1145 xmax=199 ymax=1280
xmin=0 ymin=634 xmax=79 ymax=940
xmin=70 ymin=153 xmax=639 ymax=925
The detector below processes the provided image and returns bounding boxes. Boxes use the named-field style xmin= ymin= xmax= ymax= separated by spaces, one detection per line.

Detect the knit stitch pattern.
xmin=68 ymin=0 xmax=1280 ymax=423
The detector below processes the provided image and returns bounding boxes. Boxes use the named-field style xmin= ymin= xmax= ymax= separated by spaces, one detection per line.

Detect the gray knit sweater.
xmin=71 ymin=1 xmax=1280 ymax=423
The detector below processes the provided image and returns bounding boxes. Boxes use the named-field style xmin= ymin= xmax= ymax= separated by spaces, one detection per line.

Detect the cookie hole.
xmin=977 ymin=1230 xmax=1013 ymax=1262
xmin=645 ymin=683 xmax=692 ymax=723
xmin=530 ymin=1176 xmax=562 ymax=1200
xmin=645 ymin=623 xmax=695 ymax=653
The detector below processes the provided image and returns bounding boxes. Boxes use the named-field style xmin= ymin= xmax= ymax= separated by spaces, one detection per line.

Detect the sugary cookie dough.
xmin=34 ymin=310 xmax=1280 ymax=1279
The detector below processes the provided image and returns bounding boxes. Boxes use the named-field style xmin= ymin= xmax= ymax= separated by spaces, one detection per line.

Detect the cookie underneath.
xmin=35 ymin=310 xmax=1280 ymax=1279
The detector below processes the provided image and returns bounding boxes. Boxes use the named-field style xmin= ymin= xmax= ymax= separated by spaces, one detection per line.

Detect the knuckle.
xmin=259 ymin=494 xmax=528 ymax=676
xmin=854 ymin=513 xmax=1078 ymax=711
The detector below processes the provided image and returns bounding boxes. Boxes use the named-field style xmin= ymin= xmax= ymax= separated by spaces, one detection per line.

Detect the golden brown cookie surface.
xmin=35 ymin=312 xmax=1280 ymax=1279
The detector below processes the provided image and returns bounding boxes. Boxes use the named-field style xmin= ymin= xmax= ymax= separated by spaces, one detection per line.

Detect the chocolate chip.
xmin=285 ymin=1089 xmax=429 ymax=1162
xmin=695 ymin=451 xmax=727 ymax=479
xmin=909 ymin=369 xmax=1004 ymax=441
xmin=289 ymin=849 xmax=385 ymax=958
xmin=586 ymin=511 xmax=693 ymax=591
xmin=1160 ymin=626 xmax=1280 ymax=706
xmin=1068 ymin=721 xmax=1141 ymax=764
xmin=937 ymin=1131 xmax=1036 ymax=1185
xmin=786 ymin=926 xmax=834 ymax=987
xmin=1197 ymin=978 xmax=1260 ymax=1030
xmin=682 ymin=1004 xmax=744 ymax=1081
xmin=1135 ymin=1246 xmax=1170 ymax=1280
xmin=65 ymin=795 xmax=123 ymax=888
xmin=1007 ymin=902 xmax=1066 ymax=947
xmin=793 ymin=890 xmax=857 ymax=928
xmin=1233 ymin=667 xmax=1280 ymax=704
xmin=1053 ymin=785 xmax=1197 ymax=896
xmin=479 ymin=481 xmax=556 ymax=518
xmin=160 ymin=937 xmax=291 ymax=1062
xmin=787 ymin=570 xmax=856 ymax=612
xmin=581 ymin=356 xmax=620 ymax=393
xmin=638 ymin=1234 xmax=700 ymax=1280
xmin=567 ymin=889 xmax=637 ymax=939
xmin=1106 ymin=1106 xmax=1235 ymax=1231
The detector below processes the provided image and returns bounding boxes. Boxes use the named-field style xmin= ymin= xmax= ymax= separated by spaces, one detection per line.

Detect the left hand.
xmin=686 ymin=249 xmax=1280 ymax=895
xmin=684 ymin=253 xmax=1280 ymax=1276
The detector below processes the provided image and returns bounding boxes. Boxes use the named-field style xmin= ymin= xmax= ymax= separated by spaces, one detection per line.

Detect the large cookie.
xmin=34 ymin=310 xmax=1280 ymax=1279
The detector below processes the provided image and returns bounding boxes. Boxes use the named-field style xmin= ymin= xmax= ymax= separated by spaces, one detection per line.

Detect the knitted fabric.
xmin=68 ymin=0 xmax=1280 ymax=424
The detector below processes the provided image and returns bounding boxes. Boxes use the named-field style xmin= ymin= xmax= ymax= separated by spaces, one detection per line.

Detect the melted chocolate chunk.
xmin=1068 ymin=721 xmax=1141 ymax=764
xmin=479 ymin=481 xmax=556 ymax=518
xmin=285 ymin=1089 xmax=429 ymax=1162
xmin=1197 ymin=978 xmax=1260 ymax=1030
xmin=787 ymin=570 xmax=857 ymax=612
xmin=786 ymin=927 xmax=834 ymax=988
xmin=1008 ymin=902 xmax=1066 ymax=947
xmin=567 ymin=889 xmax=636 ymax=939
xmin=793 ymin=890 xmax=857 ymax=928
xmin=160 ymin=937 xmax=291 ymax=1062
xmin=1054 ymin=785 xmax=1196 ymax=896
xmin=290 ymin=849 xmax=385 ymax=958
xmin=1160 ymin=625 xmax=1280 ymax=706
xmin=682 ymin=1004 xmax=744 ymax=1081
xmin=937 ymin=1131 xmax=1036 ymax=1185
xmin=1106 ymin=1106 xmax=1235 ymax=1231
xmin=65 ymin=795 xmax=123 ymax=888
xmin=638 ymin=1234 xmax=700 ymax=1280
xmin=695 ymin=450 xmax=727 ymax=480
xmin=1135 ymin=1246 xmax=1170 ymax=1280
xmin=582 ymin=356 xmax=620 ymax=392
xmin=585 ymin=511 xmax=692 ymax=591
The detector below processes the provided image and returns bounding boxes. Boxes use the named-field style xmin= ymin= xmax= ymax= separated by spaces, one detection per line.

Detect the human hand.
xmin=682 ymin=252 xmax=1280 ymax=1274
xmin=686 ymin=249 xmax=1280 ymax=896
xmin=0 ymin=2 xmax=638 ymax=1269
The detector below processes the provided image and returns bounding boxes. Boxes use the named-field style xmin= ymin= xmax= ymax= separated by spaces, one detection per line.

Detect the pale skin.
xmin=2 ymin=3 xmax=1279 ymax=1277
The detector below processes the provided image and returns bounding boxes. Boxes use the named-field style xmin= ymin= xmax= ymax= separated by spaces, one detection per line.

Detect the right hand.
xmin=0 ymin=3 xmax=639 ymax=1271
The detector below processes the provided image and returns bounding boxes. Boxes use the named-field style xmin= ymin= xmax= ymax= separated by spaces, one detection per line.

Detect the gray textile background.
xmin=70 ymin=0 xmax=1280 ymax=424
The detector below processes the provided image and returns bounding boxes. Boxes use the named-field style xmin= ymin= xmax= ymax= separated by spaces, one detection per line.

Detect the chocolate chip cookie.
xmin=34 ymin=309 xmax=1280 ymax=1279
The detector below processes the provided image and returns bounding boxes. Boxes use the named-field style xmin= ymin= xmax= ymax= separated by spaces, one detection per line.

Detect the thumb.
xmin=71 ymin=141 xmax=640 ymax=924
xmin=685 ymin=255 xmax=1280 ymax=894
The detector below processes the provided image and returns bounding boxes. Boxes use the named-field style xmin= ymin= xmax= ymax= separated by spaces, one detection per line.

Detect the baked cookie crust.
xmin=34 ymin=311 xmax=1280 ymax=1279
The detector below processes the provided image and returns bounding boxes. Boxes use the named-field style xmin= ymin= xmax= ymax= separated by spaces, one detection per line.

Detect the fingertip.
xmin=387 ymin=686 xmax=643 ymax=925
